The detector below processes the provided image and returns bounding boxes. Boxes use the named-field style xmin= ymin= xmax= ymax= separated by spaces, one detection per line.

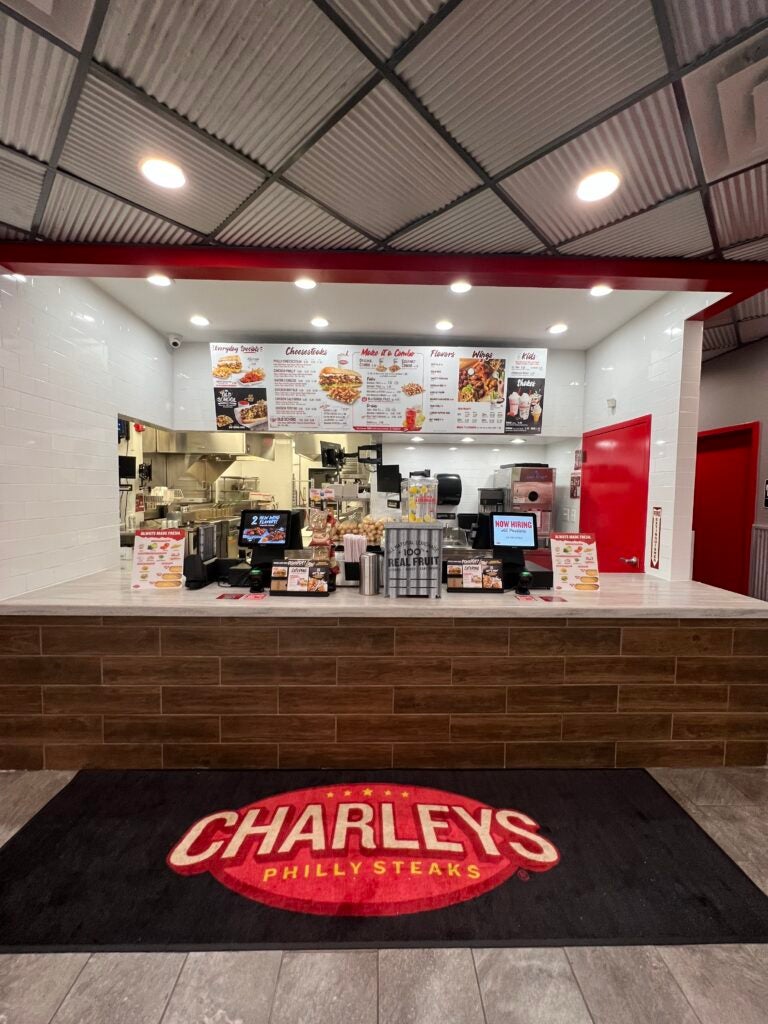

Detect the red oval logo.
xmin=167 ymin=783 xmax=560 ymax=916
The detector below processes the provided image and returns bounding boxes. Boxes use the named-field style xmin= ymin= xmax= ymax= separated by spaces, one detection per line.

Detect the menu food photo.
xmin=550 ymin=533 xmax=600 ymax=592
xmin=130 ymin=529 xmax=186 ymax=590
xmin=210 ymin=343 xmax=546 ymax=435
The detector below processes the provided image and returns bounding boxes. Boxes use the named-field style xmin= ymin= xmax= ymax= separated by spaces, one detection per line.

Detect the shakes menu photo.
xmin=211 ymin=343 xmax=546 ymax=434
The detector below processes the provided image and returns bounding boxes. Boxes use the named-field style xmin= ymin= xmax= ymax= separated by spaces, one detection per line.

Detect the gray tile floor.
xmin=1 ymin=767 xmax=768 ymax=1023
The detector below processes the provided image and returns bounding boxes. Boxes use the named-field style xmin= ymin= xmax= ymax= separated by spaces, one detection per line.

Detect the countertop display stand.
xmin=383 ymin=522 xmax=444 ymax=599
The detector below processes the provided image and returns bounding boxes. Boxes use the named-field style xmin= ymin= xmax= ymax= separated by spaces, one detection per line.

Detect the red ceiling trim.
xmin=1 ymin=243 xmax=766 ymax=317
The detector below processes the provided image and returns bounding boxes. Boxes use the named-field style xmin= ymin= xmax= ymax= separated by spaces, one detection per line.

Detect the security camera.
xmin=168 ymin=334 xmax=182 ymax=350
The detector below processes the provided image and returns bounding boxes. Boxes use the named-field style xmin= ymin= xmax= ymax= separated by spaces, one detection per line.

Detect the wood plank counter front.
xmin=1 ymin=572 xmax=767 ymax=770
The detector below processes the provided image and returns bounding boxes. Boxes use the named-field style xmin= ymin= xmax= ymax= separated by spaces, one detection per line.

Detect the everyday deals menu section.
xmin=211 ymin=342 xmax=546 ymax=435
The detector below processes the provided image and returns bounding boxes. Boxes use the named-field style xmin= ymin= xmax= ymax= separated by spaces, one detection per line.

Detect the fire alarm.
xmin=133 ymin=422 xmax=146 ymax=433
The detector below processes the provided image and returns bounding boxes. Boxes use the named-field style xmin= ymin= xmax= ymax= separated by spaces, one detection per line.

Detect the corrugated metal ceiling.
xmin=286 ymin=81 xmax=480 ymax=237
xmin=328 ymin=0 xmax=446 ymax=57
xmin=0 ymin=222 xmax=27 ymax=240
xmin=740 ymin=314 xmax=768 ymax=343
xmin=559 ymin=193 xmax=712 ymax=259
xmin=59 ymin=72 xmax=264 ymax=234
xmin=710 ymin=165 xmax=768 ymax=246
xmin=216 ymin=183 xmax=373 ymax=249
xmin=0 ymin=13 xmax=76 ymax=161
xmin=736 ymin=288 xmax=768 ymax=320
xmin=392 ymin=190 xmax=544 ymax=253
xmin=0 ymin=147 xmax=44 ymax=231
xmin=702 ymin=323 xmax=739 ymax=350
xmin=666 ymin=0 xmax=768 ymax=65
xmin=724 ymin=236 xmax=768 ymax=260
xmin=1 ymin=0 xmax=95 ymax=49
xmin=398 ymin=0 xmax=667 ymax=176
xmin=40 ymin=174 xmax=201 ymax=244
xmin=94 ymin=0 xmax=372 ymax=170
xmin=500 ymin=88 xmax=696 ymax=244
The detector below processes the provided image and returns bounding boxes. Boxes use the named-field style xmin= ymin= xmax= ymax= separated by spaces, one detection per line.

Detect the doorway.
xmin=580 ymin=415 xmax=651 ymax=573
xmin=692 ymin=422 xmax=759 ymax=595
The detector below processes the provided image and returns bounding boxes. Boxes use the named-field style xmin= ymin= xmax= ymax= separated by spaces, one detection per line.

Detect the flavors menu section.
xmin=211 ymin=343 xmax=546 ymax=434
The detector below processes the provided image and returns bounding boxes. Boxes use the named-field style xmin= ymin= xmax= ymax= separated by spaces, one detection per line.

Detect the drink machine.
xmin=493 ymin=465 xmax=556 ymax=548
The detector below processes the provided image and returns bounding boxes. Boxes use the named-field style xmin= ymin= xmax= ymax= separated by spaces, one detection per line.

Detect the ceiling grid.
xmin=0 ymin=0 xmax=764 ymax=319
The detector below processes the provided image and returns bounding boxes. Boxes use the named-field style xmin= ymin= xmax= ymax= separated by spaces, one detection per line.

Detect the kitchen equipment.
xmin=359 ymin=553 xmax=379 ymax=595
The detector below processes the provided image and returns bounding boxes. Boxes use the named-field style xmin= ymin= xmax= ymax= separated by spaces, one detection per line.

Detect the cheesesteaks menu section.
xmin=211 ymin=343 xmax=546 ymax=434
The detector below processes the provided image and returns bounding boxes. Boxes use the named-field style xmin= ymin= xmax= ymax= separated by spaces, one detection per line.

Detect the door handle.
xmin=619 ymin=556 xmax=639 ymax=566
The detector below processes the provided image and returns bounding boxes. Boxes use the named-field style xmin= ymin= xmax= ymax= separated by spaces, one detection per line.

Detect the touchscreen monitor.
xmin=238 ymin=510 xmax=289 ymax=547
xmin=491 ymin=513 xmax=538 ymax=549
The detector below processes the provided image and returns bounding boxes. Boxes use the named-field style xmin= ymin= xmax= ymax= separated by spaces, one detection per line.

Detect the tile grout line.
xmin=560 ymin=947 xmax=598 ymax=1024
xmin=47 ymin=952 xmax=93 ymax=1024
xmin=156 ymin=952 xmax=189 ymax=1024
xmin=655 ymin=947 xmax=709 ymax=1024
xmin=266 ymin=951 xmax=286 ymax=1024
xmin=469 ymin=948 xmax=490 ymax=1024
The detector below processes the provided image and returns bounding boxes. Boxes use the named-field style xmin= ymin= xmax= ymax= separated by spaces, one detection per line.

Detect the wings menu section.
xmin=211 ymin=343 xmax=546 ymax=434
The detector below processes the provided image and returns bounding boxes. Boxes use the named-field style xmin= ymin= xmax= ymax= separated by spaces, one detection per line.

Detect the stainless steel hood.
xmin=142 ymin=427 xmax=275 ymax=460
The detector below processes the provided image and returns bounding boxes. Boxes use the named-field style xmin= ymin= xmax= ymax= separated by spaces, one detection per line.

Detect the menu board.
xmin=130 ymin=529 xmax=186 ymax=591
xmin=210 ymin=343 xmax=546 ymax=435
xmin=446 ymin=559 xmax=504 ymax=592
xmin=550 ymin=533 xmax=600 ymax=592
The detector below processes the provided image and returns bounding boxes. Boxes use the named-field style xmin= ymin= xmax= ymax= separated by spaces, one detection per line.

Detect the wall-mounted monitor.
xmin=118 ymin=455 xmax=136 ymax=479
xmin=320 ymin=441 xmax=344 ymax=468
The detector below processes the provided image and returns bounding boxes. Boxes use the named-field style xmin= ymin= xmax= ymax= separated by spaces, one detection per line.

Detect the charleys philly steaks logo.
xmin=168 ymin=783 xmax=560 ymax=916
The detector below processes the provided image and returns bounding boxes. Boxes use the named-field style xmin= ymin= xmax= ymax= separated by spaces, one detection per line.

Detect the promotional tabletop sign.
xmin=210 ymin=343 xmax=546 ymax=435
xmin=130 ymin=529 xmax=185 ymax=591
xmin=269 ymin=560 xmax=330 ymax=595
xmin=446 ymin=558 xmax=504 ymax=592
xmin=383 ymin=522 xmax=444 ymax=598
xmin=167 ymin=781 xmax=560 ymax=917
xmin=550 ymin=533 xmax=600 ymax=592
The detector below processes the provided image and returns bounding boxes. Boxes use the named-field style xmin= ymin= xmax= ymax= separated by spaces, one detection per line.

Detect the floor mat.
xmin=2 ymin=768 xmax=768 ymax=950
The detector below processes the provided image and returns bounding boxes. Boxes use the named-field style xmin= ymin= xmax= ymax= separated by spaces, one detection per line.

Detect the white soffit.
xmin=500 ymin=88 xmax=696 ymax=243
xmin=285 ymin=81 xmax=480 ymax=238
xmin=215 ymin=183 xmax=373 ymax=249
xmin=94 ymin=0 xmax=372 ymax=171
xmin=392 ymin=190 xmax=544 ymax=253
xmin=0 ymin=13 xmax=76 ymax=161
xmin=398 ymin=0 xmax=666 ymax=176
xmin=559 ymin=193 xmax=712 ymax=259
xmin=1 ymin=0 xmax=95 ymax=50
xmin=668 ymin=0 xmax=768 ymax=65
xmin=59 ymin=72 xmax=264 ymax=234
xmin=329 ymin=0 xmax=446 ymax=58
xmin=0 ymin=147 xmax=44 ymax=230
xmin=710 ymin=164 xmax=768 ymax=246
xmin=40 ymin=174 xmax=201 ymax=244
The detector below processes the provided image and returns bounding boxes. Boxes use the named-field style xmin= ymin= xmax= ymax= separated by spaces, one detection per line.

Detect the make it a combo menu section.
xmin=210 ymin=343 xmax=547 ymax=435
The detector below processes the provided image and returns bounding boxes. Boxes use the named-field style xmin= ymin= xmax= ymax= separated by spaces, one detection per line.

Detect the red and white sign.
xmin=650 ymin=506 xmax=662 ymax=570
xmin=131 ymin=529 xmax=185 ymax=591
xmin=167 ymin=782 xmax=560 ymax=916
xmin=551 ymin=533 xmax=600 ymax=592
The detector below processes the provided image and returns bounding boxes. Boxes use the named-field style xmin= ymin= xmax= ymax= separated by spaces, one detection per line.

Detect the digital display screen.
xmin=492 ymin=513 xmax=537 ymax=549
xmin=239 ymin=511 xmax=289 ymax=546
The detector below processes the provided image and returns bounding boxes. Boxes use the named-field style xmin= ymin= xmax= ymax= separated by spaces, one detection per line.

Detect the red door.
xmin=580 ymin=415 xmax=651 ymax=572
xmin=693 ymin=423 xmax=759 ymax=595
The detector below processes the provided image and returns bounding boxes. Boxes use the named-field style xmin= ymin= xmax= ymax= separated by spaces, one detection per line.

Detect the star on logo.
xmin=343 ymin=789 xmax=352 ymax=796
xmin=325 ymin=791 xmax=335 ymax=798
xmin=362 ymin=787 xmax=373 ymax=796
xmin=401 ymin=791 xmax=410 ymax=798
xmin=384 ymin=789 xmax=392 ymax=796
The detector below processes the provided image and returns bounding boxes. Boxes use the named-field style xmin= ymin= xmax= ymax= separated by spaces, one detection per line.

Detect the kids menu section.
xmin=211 ymin=343 xmax=547 ymax=435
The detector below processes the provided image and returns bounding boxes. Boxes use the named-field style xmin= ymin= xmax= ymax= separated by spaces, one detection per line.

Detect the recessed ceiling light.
xmin=189 ymin=314 xmax=209 ymax=327
xmin=411 ymin=437 xmax=423 ymax=443
xmin=295 ymin=277 xmax=316 ymax=290
xmin=448 ymin=446 xmax=458 ymax=451
xmin=461 ymin=436 xmax=474 ymax=443
xmin=435 ymin=319 xmax=454 ymax=331
xmin=310 ymin=316 xmax=329 ymax=328
xmin=576 ymin=169 xmax=620 ymax=202
xmin=405 ymin=446 xmax=416 ymax=451
xmin=2 ymin=272 xmax=27 ymax=282
xmin=450 ymin=280 xmax=472 ymax=294
xmin=139 ymin=157 xmax=186 ymax=189
xmin=590 ymin=283 xmax=613 ymax=297
xmin=548 ymin=322 xmax=568 ymax=334
xmin=510 ymin=438 xmax=525 ymax=445
xmin=147 ymin=273 xmax=171 ymax=287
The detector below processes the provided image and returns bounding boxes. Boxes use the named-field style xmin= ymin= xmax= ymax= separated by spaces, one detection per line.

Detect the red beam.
xmin=1 ymin=242 xmax=766 ymax=314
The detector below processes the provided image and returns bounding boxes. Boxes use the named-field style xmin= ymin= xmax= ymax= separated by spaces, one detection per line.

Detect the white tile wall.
xmin=699 ymin=343 xmax=768 ymax=527
xmin=583 ymin=291 xmax=725 ymax=580
xmin=0 ymin=275 xmax=172 ymax=599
